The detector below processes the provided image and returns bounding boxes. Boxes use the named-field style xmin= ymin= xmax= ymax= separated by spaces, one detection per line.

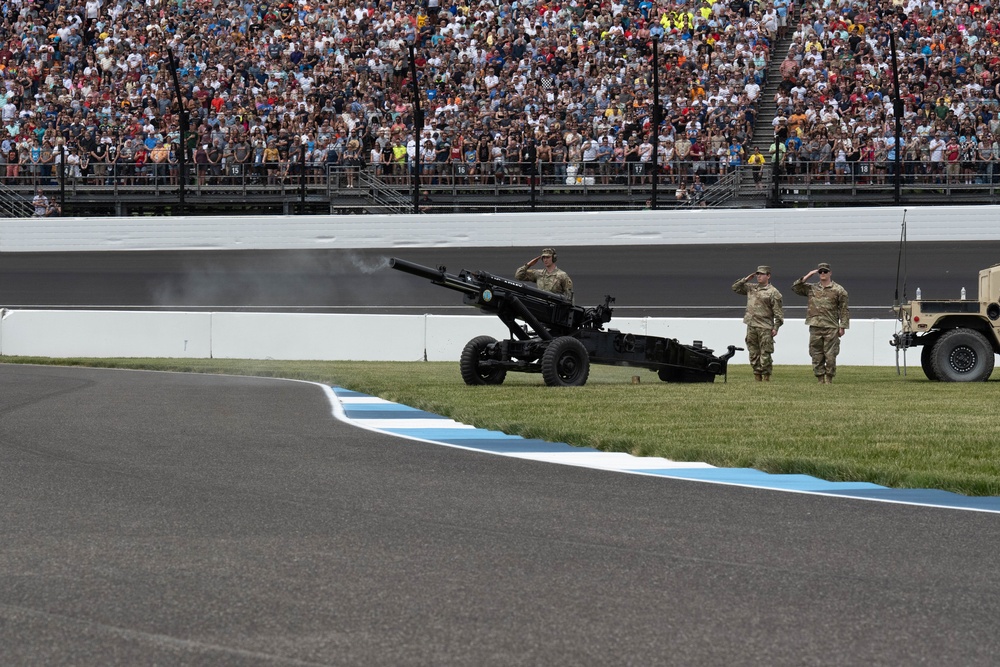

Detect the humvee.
xmin=890 ymin=264 xmax=1000 ymax=381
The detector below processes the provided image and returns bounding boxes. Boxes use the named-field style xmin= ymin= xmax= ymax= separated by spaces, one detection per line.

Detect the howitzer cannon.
xmin=390 ymin=257 xmax=740 ymax=387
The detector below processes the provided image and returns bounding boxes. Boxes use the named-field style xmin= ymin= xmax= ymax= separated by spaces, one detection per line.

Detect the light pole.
xmin=888 ymin=26 xmax=903 ymax=205
xmin=407 ymin=42 xmax=424 ymax=214
xmin=166 ymin=47 xmax=190 ymax=216
xmin=650 ymin=35 xmax=662 ymax=210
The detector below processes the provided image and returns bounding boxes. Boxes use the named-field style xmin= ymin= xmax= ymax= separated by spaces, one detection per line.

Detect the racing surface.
xmin=3 ymin=364 xmax=1000 ymax=665
xmin=4 ymin=241 xmax=1000 ymax=317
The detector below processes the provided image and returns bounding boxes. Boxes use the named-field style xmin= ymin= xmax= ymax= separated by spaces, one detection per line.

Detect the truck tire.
xmin=929 ymin=329 xmax=995 ymax=382
xmin=920 ymin=342 xmax=941 ymax=381
xmin=460 ymin=335 xmax=507 ymax=385
xmin=541 ymin=337 xmax=590 ymax=387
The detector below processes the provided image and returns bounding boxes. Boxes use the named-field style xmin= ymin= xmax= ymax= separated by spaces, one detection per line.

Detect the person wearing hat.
xmin=515 ymin=248 xmax=573 ymax=302
xmin=733 ymin=265 xmax=784 ymax=381
xmin=792 ymin=263 xmax=850 ymax=384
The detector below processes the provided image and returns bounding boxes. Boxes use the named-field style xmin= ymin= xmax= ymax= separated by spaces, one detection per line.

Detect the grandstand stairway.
xmin=699 ymin=24 xmax=795 ymax=207
xmin=0 ymin=182 xmax=34 ymax=218
xmin=356 ymin=170 xmax=412 ymax=214
xmin=734 ymin=5 xmax=803 ymax=206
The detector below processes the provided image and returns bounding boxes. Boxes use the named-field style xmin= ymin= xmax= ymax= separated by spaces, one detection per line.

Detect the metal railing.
xmin=357 ymin=168 xmax=412 ymax=214
xmin=0 ymin=180 xmax=34 ymax=217
xmin=4 ymin=159 xmax=999 ymax=215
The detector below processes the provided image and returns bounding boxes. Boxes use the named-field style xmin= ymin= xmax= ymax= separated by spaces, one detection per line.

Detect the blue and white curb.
xmin=323 ymin=386 xmax=1000 ymax=514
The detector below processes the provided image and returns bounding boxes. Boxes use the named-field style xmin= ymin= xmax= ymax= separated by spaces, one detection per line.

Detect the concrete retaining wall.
xmin=0 ymin=309 xmax=901 ymax=366
xmin=3 ymin=205 xmax=999 ymax=253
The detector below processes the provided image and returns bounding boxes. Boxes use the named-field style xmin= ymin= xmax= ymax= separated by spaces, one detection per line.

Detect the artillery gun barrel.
xmin=389 ymin=257 xmax=445 ymax=280
xmin=389 ymin=257 xmax=479 ymax=294
xmin=474 ymin=270 xmax=573 ymax=305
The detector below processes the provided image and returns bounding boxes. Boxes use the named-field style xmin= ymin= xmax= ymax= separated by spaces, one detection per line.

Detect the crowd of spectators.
xmin=772 ymin=0 xmax=1000 ymax=184
xmin=0 ymin=0 xmax=998 ymax=191
xmin=0 ymin=0 xmax=778 ymax=189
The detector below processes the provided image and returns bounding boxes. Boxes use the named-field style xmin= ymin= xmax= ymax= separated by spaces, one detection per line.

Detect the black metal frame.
xmin=390 ymin=257 xmax=740 ymax=384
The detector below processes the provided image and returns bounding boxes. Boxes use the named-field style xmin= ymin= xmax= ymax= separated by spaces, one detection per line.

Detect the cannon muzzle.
xmin=389 ymin=257 xmax=445 ymax=280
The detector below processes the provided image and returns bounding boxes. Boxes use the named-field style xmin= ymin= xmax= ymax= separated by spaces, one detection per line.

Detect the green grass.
xmin=5 ymin=357 xmax=1000 ymax=496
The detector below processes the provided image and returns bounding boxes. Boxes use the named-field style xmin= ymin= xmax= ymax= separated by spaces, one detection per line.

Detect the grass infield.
xmin=5 ymin=358 xmax=1000 ymax=497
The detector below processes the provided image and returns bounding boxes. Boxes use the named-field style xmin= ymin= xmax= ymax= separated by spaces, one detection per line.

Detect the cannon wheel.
xmin=460 ymin=335 xmax=507 ymax=385
xmin=929 ymin=328 xmax=995 ymax=382
xmin=541 ymin=337 xmax=590 ymax=387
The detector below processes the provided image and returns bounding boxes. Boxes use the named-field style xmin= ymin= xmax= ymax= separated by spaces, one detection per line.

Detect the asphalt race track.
xmin=4 ymin=241 xmax=1000 ymax=317
xmin=3 ymin=364 xmax=1000 ymax=665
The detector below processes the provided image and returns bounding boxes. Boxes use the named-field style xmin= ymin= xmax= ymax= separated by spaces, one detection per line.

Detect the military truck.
xmin=890 ymin=264 xmax=1000 ymax=381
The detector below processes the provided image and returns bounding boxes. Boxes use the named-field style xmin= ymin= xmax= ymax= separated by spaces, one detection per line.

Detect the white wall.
xmin=210 ymin=313 xmax=427 ymax=361
xmin=0 ymin=309 xmax=901 ymax=366
xmin=0 ymin=310 xmax=213 ymax=358
xmin=3 ymin=206 xmax=1000 ymax=253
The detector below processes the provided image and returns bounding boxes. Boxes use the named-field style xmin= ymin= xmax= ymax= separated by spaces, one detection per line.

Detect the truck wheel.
xmin=460 ymin=335 xmax=507 ymax=385
xmin=929 ymin=329 xmax=995 ymax=382
xmin=920 ymin=342 xmax=941 ymax=381
xmin=541 ymin=337 xmax=590 ymax=387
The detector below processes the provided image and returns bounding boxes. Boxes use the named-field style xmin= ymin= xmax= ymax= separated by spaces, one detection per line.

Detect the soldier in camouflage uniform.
xmin=792 ymin=262 xmax=850 ymax=384
xmin=732 ymin=265 xmax=784 ymax=381
xmin=515 ymin=247 xmax=574 ymax=302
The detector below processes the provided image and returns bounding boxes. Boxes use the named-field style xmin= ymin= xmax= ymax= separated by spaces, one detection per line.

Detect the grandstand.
xmin=1 ymin=0 xmax=999 ymax=216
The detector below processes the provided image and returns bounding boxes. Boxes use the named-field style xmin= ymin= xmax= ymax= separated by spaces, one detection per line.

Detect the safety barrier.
xmin=0 ymin=309 xmax=902 ymax=367
xmin=3 ymin=205 xmax=1000 ymax=253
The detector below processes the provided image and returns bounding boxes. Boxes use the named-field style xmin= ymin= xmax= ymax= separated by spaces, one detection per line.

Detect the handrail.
xmin=356 ymin=168 xmax=411 ymax=213
xmin=3 ymin=159 xmax=998 ymax=214
xmin=0 ymin=180 xmax=34 ymax=217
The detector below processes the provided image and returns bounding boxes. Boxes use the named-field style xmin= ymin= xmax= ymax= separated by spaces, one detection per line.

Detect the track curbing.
xmin=323 ymin=386 xmax=1000 ymax=514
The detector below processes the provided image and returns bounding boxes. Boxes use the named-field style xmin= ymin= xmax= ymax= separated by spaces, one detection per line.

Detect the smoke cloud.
xmin=148 ymin=250 xmax=433 ymax=308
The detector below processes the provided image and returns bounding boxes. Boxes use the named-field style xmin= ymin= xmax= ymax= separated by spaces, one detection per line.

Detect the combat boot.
xmin=817 ymin=375 xmax=826 ymax=384
xmin=762 ymin=375 xmax=770 ymax=382
xmin=825 ymin=375 xmax=834 ymax=384
xmin=754 ymin=373 xmax=763 ymax=382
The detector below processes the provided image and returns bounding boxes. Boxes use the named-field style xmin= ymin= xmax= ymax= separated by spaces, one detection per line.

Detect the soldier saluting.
xmin=792 ymin=262 xmax=850 ymax=384
xmin=515 ymin=247 xmax=574 ymax=303
xmin=733 ymin=265 xmax=784 ymax=381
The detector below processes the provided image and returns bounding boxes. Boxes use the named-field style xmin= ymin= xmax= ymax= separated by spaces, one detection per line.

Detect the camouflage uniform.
xmin=791 ymin=276 xmax=850 ymax=380
xmin=732 ymin=275 xmax=784 ymax=378
xmin=515 ymin=263 xmax=574 ymax=301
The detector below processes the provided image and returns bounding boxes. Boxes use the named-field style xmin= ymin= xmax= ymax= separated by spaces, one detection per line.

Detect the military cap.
xmin=541 ymin=247 xmax=556 ymax=257
xmin=817 ymin=262 xmax=831 ymax=271
xmin=756 ymin=265 xmax=771 ymax=274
